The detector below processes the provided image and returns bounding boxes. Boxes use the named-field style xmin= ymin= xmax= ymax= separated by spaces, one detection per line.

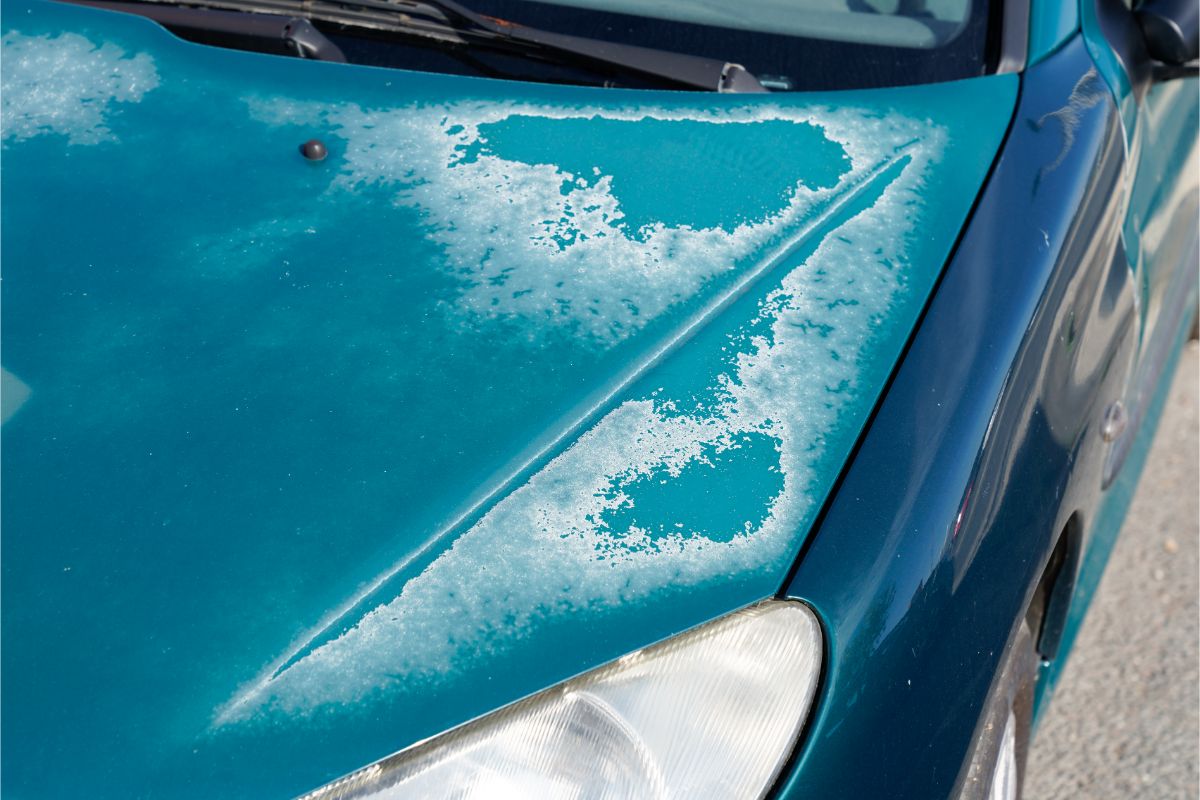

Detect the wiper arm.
xmin=66 ymin=0 xmax=348 ymax=60
xmin=68 ymin=0 xmax=767 ymax=91
xmin=381 ymin=0 xmax=768 ymax=92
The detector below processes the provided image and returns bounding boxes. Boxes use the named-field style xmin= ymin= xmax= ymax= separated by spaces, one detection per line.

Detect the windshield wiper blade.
xmin=325 ymin=0 xmax=768 ymax=91
xmin=68 ymin=0 xmax=767 ymax=91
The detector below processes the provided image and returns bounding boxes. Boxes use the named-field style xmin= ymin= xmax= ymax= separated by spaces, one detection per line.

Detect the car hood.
xmin=0 ymin=2 xmax=1016 ymax=796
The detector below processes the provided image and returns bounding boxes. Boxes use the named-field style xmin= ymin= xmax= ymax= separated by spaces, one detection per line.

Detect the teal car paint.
xmin=1080 ymin=0 xmax=1140 ymax=145
xmin=776 ymin=17 xmax=1198 ymax=800
xmin=1032 ymin=304 xmax=1198 ymax=725
xmin=1028 ymin=0 xmax=1079 ymax=65
xmin=0 ymin=0 xmax=1017 ymax=796
xmin=1033 ymin=64 xmax=1200 ymax=721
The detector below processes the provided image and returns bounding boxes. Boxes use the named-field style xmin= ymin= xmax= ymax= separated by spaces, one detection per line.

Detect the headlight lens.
xmin=300 ymin=600 xmax=823 ymax=800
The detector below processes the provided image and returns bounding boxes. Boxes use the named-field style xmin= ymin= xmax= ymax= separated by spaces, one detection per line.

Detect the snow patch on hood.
xmin=245 ymin=99 xmax=918 ymax=347
xmin=217 ymin=98 xmax=945 ymax=723
xmin=1 ymin=30 xmax=158 ymax=145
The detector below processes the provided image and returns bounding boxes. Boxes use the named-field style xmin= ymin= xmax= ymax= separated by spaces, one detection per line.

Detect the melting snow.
xmin=218 ymin=97 xmax=945 ymax=722
xmin=1 ymin=31 xmax=159 ymax=145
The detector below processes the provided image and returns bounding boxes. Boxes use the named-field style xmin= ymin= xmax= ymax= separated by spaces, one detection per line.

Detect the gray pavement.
xmin=1024 ymin=340 xmax=1199 ymax=800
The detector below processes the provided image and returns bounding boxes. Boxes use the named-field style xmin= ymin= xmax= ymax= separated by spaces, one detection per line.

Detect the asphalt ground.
xmin=1023 ymin=340 xmax=1199 ymax=800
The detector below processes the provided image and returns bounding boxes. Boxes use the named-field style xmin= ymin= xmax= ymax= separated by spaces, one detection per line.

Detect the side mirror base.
xmin=1136 ymin=0 xmax=1200 ymax=66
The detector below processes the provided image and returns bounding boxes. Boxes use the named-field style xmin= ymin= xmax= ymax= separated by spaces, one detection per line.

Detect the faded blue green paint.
xmin=1028 ymin=0 xmax=1079 ymax=65
xmin=0 ymin=1 xmax=1016 ymax=796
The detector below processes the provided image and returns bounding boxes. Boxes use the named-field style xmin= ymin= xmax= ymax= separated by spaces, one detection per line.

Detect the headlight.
xmin=300 ymin=600 xmax=823 ymax=800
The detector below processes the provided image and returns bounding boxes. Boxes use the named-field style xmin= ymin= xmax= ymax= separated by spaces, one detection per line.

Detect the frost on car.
xmin=1 ymin=0 xmax=1196 ymax=797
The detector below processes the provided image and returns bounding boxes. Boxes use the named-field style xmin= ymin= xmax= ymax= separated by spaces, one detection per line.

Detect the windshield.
xmin=450 ymin=0 xmax=997 ymax=89
xmin=519 ymin=0 xmax=974 ymax=49
xmin=61 ymin=0 xmax=999 ymax=91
